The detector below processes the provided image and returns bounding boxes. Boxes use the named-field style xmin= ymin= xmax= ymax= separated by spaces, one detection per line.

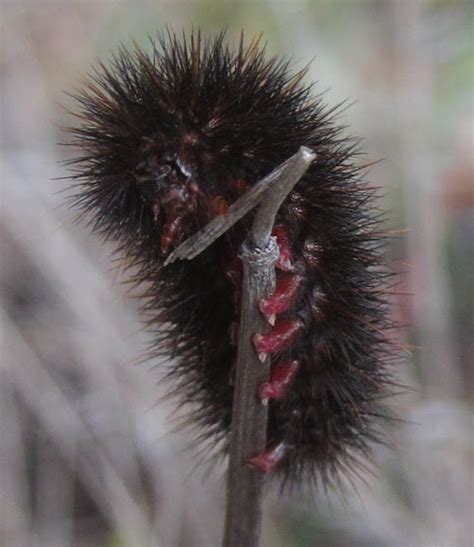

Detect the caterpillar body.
xmin=67 ymin=31 xmax=397 ymax=487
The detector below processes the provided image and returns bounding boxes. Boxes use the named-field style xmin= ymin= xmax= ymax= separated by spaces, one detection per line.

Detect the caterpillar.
xmin=66 ymin=30 xmax=397 ymax=488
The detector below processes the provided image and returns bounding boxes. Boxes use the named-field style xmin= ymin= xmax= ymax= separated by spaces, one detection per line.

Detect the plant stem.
xmin=168 ymin=146 xmax=315 ymax=547
xmin=222 ymin=146 xmax=315 ymax=547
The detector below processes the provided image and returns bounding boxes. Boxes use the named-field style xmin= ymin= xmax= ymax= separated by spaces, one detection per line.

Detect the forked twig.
xmin=168 ymin=146 xmax=316 ymax=547
xmin=165 ymin=147 xmax=315 ymax=265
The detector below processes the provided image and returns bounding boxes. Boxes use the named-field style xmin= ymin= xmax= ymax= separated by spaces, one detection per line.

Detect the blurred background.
xmin=1 ymin=1 xmax=473 ymax=546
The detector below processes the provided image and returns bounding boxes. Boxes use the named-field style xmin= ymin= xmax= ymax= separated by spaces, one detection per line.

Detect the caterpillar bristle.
xmin=65 ymin=29 xmax=400 ymax=490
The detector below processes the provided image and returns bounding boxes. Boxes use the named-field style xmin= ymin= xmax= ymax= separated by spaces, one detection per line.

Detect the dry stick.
xmin=222 ymin=146 xmax=315 ymax=547
xmin=165 ymin=147 xmax=314 ymax=265
xmin=168 ymin=146 xmax=316 ymax=547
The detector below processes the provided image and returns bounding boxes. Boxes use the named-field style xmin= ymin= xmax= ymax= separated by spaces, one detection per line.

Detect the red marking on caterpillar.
xmin=247 ymin=442 xmax=288 ymax=474
xmin=259 ymin=360 xmax=300 ymax=405
xmin=259 ymin=274 xmax=303 ymax=325
xmin=209 ymin=195 xmax=230 ymax=216
xmin=253 ymin=318 xmax=304 ymax=362
xmin=233 ymin=178 xmax=251 ymax=195
xmin=65 ymin=30 xmax=399 ymax=488
xmin=272 ymin=225 xmax=295 ymax=272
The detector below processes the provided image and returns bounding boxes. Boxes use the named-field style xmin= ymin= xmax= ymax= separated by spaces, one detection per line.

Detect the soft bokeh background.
xmin=1 ymin=1 xmax=473 ymax=546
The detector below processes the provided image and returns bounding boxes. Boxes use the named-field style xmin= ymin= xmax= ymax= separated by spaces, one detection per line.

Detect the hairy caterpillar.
xmin=66 ymin=30 xmax=397 ymax=487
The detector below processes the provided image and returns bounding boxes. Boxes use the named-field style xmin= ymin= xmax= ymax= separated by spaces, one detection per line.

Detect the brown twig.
xmin=167 ymin=146 xmax=316 ymax=547
xmin=222 ymin=146 xmax=315 ymax=547
xmin=164 ymin=147 xmax=315 ymax=265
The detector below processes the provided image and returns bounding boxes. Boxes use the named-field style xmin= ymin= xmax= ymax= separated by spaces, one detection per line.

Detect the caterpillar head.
xmin=67 ymin=32 xmax=317 ymax=256
xmin=133 ymin=125 xmax=243 ymax=253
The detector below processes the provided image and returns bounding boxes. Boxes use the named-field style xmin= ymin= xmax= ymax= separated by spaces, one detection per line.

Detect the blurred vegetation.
xmin=1 ymin=1 xmax=473 ymax=546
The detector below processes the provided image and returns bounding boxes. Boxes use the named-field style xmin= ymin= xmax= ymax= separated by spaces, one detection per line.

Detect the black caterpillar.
xmin=66 ymin=30 xmax=397 ymax=488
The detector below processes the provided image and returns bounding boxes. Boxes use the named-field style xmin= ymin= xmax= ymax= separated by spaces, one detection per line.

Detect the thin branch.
xmin=167 ymin=146 xmax=316 ymax=547
xmin=248 ymin=147 xmax=316 ymax=248
xmin=222 ymin=237 xmax=278 ymax=547
xmin=164 ymin=147 xmax=316 ymax=265
xmin=222 ymin=146 xmax=315 ymax=547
